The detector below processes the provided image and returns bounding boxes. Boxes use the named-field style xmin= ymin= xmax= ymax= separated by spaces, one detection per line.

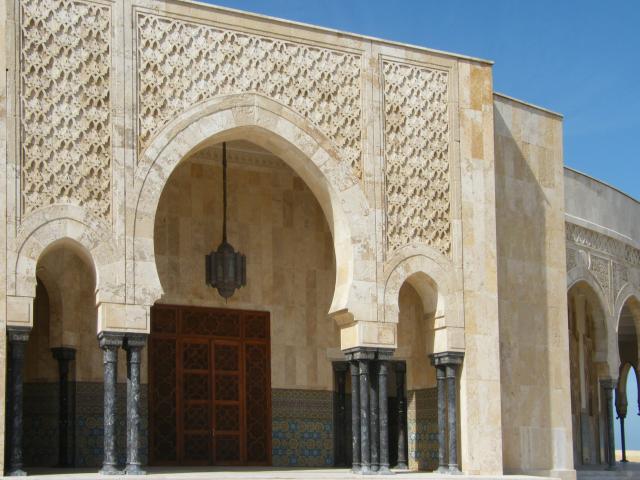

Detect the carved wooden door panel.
xmin=149 ymin=305 xmax=271 ymax=466
xmin=212 ymin=340 xmax=243 ymax=464
xmin=179 ymin=338 xmax=212 ymax=464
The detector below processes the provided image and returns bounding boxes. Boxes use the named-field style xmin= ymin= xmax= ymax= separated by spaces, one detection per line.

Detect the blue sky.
xmin=201 ymin=0 xmax=640 ymax=450
xmin=202 ymin=0 xmax=640 ymax=200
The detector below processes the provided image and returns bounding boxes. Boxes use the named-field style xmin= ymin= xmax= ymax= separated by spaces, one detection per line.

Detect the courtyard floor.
xmin=12 ymin=467 xmax=555 ymax=480
xmin=12 ymin=462 xmax=640 ymax=480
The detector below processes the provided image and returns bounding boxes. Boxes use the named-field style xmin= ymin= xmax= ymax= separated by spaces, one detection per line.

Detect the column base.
xmin=125 ymin=464 xmax=147 ymax=475
xmin=435 ymin=466 xmax=448 ymax=474
xmin=359 ymin=465 xmax=376 ymax=475
xmin=448 ymin=466 xmax=462 ymax=475
xmin=395 ymin=463 xmax=408 ymax=470
xmin=6 ymin=468 xmax=27 ymax=476
xmin=352 ymin=464 xmax=361 ymax=474
xmin=377 ymin=465 xmax=393 ymax=475
xmin=99 ymin=465 xmax=122 ymax=475
xmin=605 ymin=465 xmax=617 ymax=472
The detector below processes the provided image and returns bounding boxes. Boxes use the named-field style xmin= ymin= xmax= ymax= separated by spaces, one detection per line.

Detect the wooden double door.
xmin=149 ymin=305 xmax=271 ymax=466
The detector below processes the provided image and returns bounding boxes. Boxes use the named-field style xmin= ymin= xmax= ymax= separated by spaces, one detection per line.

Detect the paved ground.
xmin=12 ymin=464 xmax=640 ymax=480
xmin=14 ymin=467 xmax=555 ymax=480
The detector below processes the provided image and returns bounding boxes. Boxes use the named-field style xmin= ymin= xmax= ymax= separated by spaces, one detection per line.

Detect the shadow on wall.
xmin=493 ymin=104 xmax=558 ymax=473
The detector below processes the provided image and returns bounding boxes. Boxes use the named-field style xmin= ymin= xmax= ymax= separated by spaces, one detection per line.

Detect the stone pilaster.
xmin=98 ymin=332 xmax=124 ymax=475
xmin=602 ymin=379 xmax=617 ymax=471
xmin=430 ymin=351 xmax=464 ymax=475
xmin=6 ymin=327 xmax=30 ymax=477
xmin=51 ymin=347 xmax=76 ymax=468
xmin=124 ymin=334 xmax=147 ymax=475
xmin=395 ymin=362 xmax=408 ymax=470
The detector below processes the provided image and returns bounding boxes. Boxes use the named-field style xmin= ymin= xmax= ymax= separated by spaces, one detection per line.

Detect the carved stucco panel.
xmin=136 ymin=12 xmax=363 ymax=178
xmin=566 ymin=222 xmax=640 ymax=303
xmin=20 ymin=0 xmax=112 ymax=221
xmin=382 ymin=60 xmax=451 ymax=257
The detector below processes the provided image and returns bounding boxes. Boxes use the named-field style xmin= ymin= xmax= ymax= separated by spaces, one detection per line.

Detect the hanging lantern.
xmin=205 ymin=142 xmax=246 ymax=300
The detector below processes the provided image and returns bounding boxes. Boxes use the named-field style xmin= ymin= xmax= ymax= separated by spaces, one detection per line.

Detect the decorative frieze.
xmin=20 ymin=0 xmax=112 ymax=221
xmin=382 ymin=60 xmax=451 ymax=257
xmin=566 ymin=222 xmax=640 ymax=304
xmin=136 ymin=13 xmax=363 ymax=178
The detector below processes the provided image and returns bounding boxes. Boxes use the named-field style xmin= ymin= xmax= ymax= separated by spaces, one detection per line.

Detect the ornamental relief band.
xmin=382 ymin=60 xmax=451 ymax=258
xmin=20 ymin=0 xmax=112 ymax=222
xmin=566 ymin=222 xmax=640 ymax=305
xmin=136 ymin=12 xmax=363 ymax=179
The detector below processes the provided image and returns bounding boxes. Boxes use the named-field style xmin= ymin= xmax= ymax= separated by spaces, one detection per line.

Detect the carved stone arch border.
xmin=382 ymin=244 xmax=462 ymax=353
xmin=12 ymin=212 xmax=118 ymax=305
xmin=567 ymin=267 xmax=619 ymax=378
xmin=132 ymin=93 xmax=374 ymax=321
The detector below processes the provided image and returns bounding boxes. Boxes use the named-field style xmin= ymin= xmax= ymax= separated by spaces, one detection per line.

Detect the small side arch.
xmin=383 ymin=244 xmax=461 ymax=353
xmin=567 ymin=273 xmax=618 ymax=378
xmin=12 ymin=216 xmax=118 ymax=304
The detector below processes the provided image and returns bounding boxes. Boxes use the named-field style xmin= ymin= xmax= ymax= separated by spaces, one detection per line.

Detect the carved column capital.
xmin=7 ymin=327 xmax=31 ymax=344
xmin=429 ymin=350 xmax=464 ymax=368
xmin=344 ymin=346 xmax=395 ymax=362
xmin=98 ymin=331 xmax=125 ymax=350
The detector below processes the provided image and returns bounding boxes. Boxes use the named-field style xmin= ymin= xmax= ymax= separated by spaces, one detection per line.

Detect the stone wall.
xmin=493 ymin=94 xmax=572 ymax=478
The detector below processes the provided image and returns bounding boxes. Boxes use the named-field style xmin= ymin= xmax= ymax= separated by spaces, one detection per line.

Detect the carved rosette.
xmin=382 ymin=60 xmax=451 ymax=257
xmin=20 ymin=0 xmax=112 ymax=221
xmin=136 ymin=13 xmax=363 ymax=179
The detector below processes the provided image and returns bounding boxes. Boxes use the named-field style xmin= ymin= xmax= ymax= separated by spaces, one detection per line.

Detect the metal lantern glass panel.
xmin=205 ymin=143 xmax=247 ymax=299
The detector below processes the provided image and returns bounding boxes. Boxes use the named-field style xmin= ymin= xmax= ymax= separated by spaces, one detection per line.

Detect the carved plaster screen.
xmin=19 ymin=0 xmax=113 ymax=221
xmin=149 ymin=305 xmax=271 ymax=466
xmin=136 ymin=12 xmax=363 ymax=179
xmin=382 ymin=60 xmax=451 ymax=258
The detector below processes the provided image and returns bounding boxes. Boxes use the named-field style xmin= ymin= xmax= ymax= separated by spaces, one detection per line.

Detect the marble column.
xmin=359 ymin=359 xmax=371 ymax=474
xmin=51 ymin=347 xmax=76 ymax=468
xmin=430 ymin=351 xmax=464 ymax=475
xmin=6 ymin=327 xmax=30 ymax=477
xmin=125 ymin=334 xmax=147 ymax=475
xmin=445 ymin=364 xmax=460 ymax=474
xmin=350 ymin=361 xmax=361 ymax=472
xmin=615 ymin=386 xmax=628 ymax=463
xmin=435 ymin=365 xmax=447 ymax=473
xmin=377 ymin=360 xmax=391 ymax=474
xmin=602 ymin=379 xmax=617 ymax=470
xmin=98 ymin=332 xmax=124 ymax=475
xmin=395 ymin=362 xmax=408 ymax=470
xmin=369 ymin=361 xmax=379 ymax=472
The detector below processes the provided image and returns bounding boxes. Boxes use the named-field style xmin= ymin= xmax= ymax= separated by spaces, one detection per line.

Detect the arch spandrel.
xmin=132 ymin=94 xmax=375 ymax=327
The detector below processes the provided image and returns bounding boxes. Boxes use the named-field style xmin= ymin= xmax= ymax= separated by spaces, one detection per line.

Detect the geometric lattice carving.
xmin=382 ymin=61 xmax=450 ymax=256
xmin=589 ymin=255 xmax=610 ymax=296
xmin=20 ymin=0 xmax=112 ymax=220
xmin=566 ymin=248 xmax=578 ymax=271
xmin=150 ymin=339 xmax=177 ymax=462
xmin=136 ymin=13 xmax=363 ymax=178
xmin=245 ymin=343 xmax=269 ymax=462
xmin=215 ymin=345 xmax=239 ymax=372
xmin=566 ymin=222 xmax=640 ymax=302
